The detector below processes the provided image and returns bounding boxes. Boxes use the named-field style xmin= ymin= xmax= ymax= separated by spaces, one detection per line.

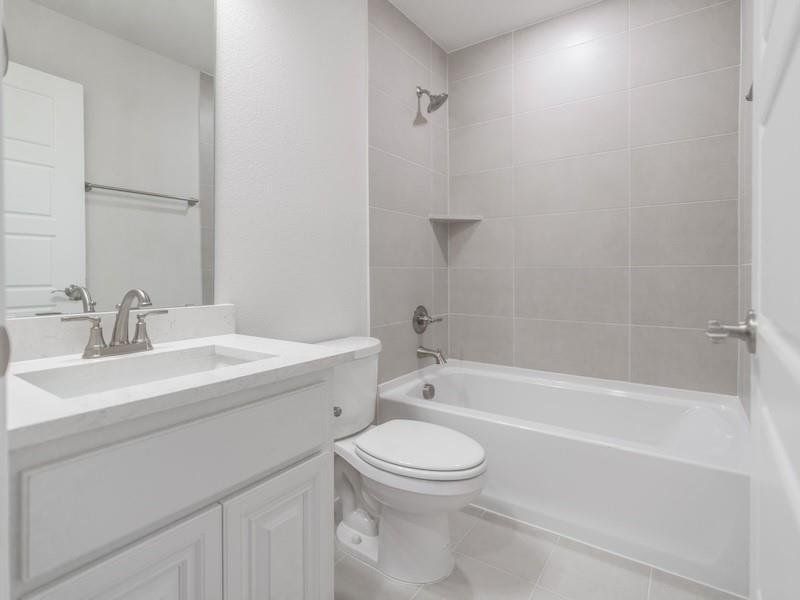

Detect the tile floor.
xmin=334 ymin=507 xmax=741 ymax=600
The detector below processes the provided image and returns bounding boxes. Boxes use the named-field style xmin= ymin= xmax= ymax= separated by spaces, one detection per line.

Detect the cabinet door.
xmin=24 ymin=507 xmax=222 ymax=600
xmin=223 ymin=452 xmax=333 ymax=600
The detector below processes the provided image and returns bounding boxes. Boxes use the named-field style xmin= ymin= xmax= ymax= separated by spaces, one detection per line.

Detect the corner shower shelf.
xmin=428 ymin=214 xmax=483 ymax=224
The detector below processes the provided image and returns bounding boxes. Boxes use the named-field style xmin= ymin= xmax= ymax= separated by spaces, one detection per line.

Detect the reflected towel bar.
xmin=85 ymin=182 xmax=199 ymax=207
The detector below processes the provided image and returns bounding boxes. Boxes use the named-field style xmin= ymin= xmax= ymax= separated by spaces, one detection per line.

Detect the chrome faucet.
xmin=110 ymin=289 xmax=152 ymax=346
xmin=417 ymin=346 xmax=447 ymax=365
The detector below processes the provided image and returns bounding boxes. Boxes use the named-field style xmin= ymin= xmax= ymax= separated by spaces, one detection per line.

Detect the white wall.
xmin=215 ymin=0 xmax=369 ymax=341
xmin=5 ymin=0 xmax=202 ymax=311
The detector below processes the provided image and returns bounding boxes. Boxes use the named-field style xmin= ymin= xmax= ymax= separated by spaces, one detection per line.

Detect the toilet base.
xmin=336 ymin=509 xmax=455 ymax=584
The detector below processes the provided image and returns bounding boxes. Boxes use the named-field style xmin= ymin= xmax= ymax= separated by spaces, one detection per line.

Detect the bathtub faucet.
xmin=417 ymin=346 xmax=447 ymax=365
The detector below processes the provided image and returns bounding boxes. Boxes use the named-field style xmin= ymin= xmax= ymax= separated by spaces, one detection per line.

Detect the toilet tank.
xmin=317 ymin=337 xmax=381 ymax=440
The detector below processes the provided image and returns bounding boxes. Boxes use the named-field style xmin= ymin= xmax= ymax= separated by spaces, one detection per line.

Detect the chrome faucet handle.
xmin=61 ymin=314 xmax=107 ymax=359
xmin=412 ymin=305 xmax=443 ymax=334
xmin=132 ymin=309 xmax=168 ymax=350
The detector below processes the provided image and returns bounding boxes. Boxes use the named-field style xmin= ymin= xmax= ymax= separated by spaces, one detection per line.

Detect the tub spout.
xmin=417 ymin=346 xmax=447 ymax=365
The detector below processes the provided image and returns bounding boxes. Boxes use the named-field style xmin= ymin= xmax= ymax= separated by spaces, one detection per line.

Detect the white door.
xmin=1 ymin=61 xmax=84 ymax=316
xmin=223 ymin=453 xmax=334 ymax=600
xmin=24 ymin=507 xmax=222 ymax=600
xmin=751 ymin=1 xmax=800 ymax=598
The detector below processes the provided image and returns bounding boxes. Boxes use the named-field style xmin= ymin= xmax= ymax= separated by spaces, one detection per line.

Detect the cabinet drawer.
xmin=24 ymin=506 xmax=221 ymax=600
xmin=20 ymin=382 xmax=327 ymax=582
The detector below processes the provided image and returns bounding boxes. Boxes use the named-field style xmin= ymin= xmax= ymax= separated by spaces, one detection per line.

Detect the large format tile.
xmin=537 ymin=538 xmax=650 ymax=600
xmin=448 ymin=33 xmax=512 ymax=82
xmin=514 ymin=92 xmax=628 ymax=164
xmin=372 ymin=320 xmax=445 ymax=383
xmin=369 ymin=25 xmax=430 ymax=110
xmin=335 ymin=555 xmax=419 ymax=600
xmin=516 ymin=267 xmax=629 ymax=323
xmin=649 ymin=569 xmax=741 ymax=600
xmin=449 ymin=315 xmax=514 ymax=364
xmin=450 ymin=168 xmax=514 ymax=217
xmin=630 ymin=326 xmax=738 ymax=394
xmin=449 ymin=219 xmax=514 ymax=268
xmin=514 ymin=151 xmax=629 ymax=215
xmin=368 ymin=0 xmax=431 ymax=68
xmin=370 ymin=208 xmax=431 ymax=267
xmin=514 ymin=33 xmax=628 ymax=111
xmin=629 ymin=0 xmax=725 ymax=28
xmin=370 ymin=267 xmax=433 ymax=327
xmin=449 ymin=67 xmax=512 ymax=128
xmin=631 ymin=134 xmax=739 ymax=206
xmin=450 ymin=118 xmax=513 ymax=175
xmin=515 ymin=319 xmax=629 ymax=380
xmin=431 ymin=126 xmax=448 ymax=174
xmin=432 ymin=268 xmax=449 ymax=316
xmin=455 ymin=512 xmax=558 ymax=582
xmin=631 ymin=67 xmax=739 ymax=146
xmin=513 ymin=0 xmax=628 ymax=62
xmin=450 ymin=268 xmax=514 ymax=317
xmin=515 ymin=210 xmax=628 ymax=267
xmin=630 ymin=201 xmax=738 ymax=266
xmin=370 ymin=86 xmax=431 ymax=167
xmin=630 ymin=266 xmax=739 ymax=328
xmin=414 ymin=553 xmax=535 ymax=600
xmin=449 ymin=506 xmax=485 ymax=545
xmin=369 ymin=148 xmax=433 ymax=216
xmin=631 ymin=1 xmax=740 ymax=86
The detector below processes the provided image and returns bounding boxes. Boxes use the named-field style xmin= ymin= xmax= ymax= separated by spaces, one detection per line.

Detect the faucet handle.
xmin=135 ymin=309 xmax=169 ymax=320
xmin=132 ymin=310 xmax=168 ymax=350
xmin=61 ymin=315 xmax=107 ymax=359
xmin=61 ymin=314 xmax=102 ymax=325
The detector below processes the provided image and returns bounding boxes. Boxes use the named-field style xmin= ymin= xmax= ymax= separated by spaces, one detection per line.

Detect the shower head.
xmin=414 ymin=86 xmax=449 ymax=124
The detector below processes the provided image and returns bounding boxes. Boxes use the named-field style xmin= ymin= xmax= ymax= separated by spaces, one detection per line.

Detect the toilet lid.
xmin=355 ymin=420 xmax=485 ymax=474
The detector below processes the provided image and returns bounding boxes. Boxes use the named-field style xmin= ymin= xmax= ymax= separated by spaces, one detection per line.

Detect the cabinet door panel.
xmin=223 ymin=452 xmax=333 ymax=600
xmin=24 ymin=507 xmax=221 ymax=600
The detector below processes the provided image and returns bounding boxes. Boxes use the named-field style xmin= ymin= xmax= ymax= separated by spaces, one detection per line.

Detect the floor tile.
xmin=537 ymin=538 xmax=650 ymax=600
xmin=456 ymin=511 xmax=559 ymax=582
xmin=335 ymin=555 xmax=419 ymax=600
xmin=530 ymin=587 xmax=567 ymax=600
xmin=414 ymin=554 xmax=535 ymax=600
xmin=649 ymin=569 xmax=740 ymax=600
xmin=449 ymin=505 xmax=484 ymax=545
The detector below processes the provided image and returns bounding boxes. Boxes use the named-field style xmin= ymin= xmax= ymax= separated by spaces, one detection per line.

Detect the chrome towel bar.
xmin=85 ymin=182 xmax=199 ymax=207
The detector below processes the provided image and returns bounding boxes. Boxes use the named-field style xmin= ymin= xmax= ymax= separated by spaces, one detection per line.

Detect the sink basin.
xmin=17 ymin=345 xmax=276 ymax=399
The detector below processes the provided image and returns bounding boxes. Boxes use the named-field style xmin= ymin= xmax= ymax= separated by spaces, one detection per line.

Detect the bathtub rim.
xmin=378 ymin=360 xmax=750 ymax=476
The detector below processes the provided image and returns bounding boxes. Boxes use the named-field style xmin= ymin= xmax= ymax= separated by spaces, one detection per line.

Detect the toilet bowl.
xmin=318 ymin=337 xmax=487 ymax=584
xmin=334 ymin=420 xmax=486 ymax=583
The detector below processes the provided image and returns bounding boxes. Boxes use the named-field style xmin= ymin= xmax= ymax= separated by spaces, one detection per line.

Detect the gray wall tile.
xmin=450 ymin=315 xmax=514 ymax=364
xmin=631 ymin=67 xmax=739 ymax=146
xmin=514 ymin=151 xmax=629 ymax=215
xmin=631 ymin=201 xmax=738 ymax=266
xmin=514 ymin=92 xmax=628 ymax=164
xmin=451 ymin=168 xmax=514 ymax=217
xmin=370 ymin=208 xmax=431 ymax=267
xmin=370 ymin=267 xmax=433 ymax=327
xmin=450 ymin=219 xmax=515 ymax=268
xmin=433 ymin=268 xmax=449 ymax=315
xmin=515 ymin=210 xmax=629 ymax=267
xmin=450 ymin=118 xmax=513 ymax=174
xmin=369 ymin=86 xmax=431 ymax=167
xmin=513 ymin=0 xmax=628 ymax=62
xmin=631 ymin=134 xmax=738 ymax=206
xmin=516 ymin=268 xmax=629 ymax=323
xmin=451 ymin=268 xmax=514 ymax=316
xmin=631 ymin=326 xmax=738 ymax=394
xmin=631 ymin=266 xmax=739 ymax=328
xmin=373 ymin=321 xmax=444 ymax=383
xmin=449 ymin=67 xmax=512 ymax=128
xmin=448 ymin=34 xmax=512 ymax=81
xmin=368 ymin=0 xmax=431 ymax=68
xmin=515 ymin=319 xmax=629 ymax=380
xmin=629 ymin=0 xmax=725 ymax=28
xmin=369 ymin=25 xmax=430 ymax=110
xmin=369 ymin=148 xmax=432 ymax=215
xmin=631 ymin=1 xmax=740 ymax=86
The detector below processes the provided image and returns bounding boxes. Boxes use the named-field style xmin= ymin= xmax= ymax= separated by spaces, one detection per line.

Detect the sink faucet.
xmin=110 ymin=289 xmax=152 ymax=346
xmin=57 ymin=284 xmax=96 ymax=313
xmin=417 ymin=346 xmax=447 ymax=365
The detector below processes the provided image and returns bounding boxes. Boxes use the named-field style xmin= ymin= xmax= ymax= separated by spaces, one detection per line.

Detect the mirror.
xmin=2 ymin=0 xmax=215 ymax=317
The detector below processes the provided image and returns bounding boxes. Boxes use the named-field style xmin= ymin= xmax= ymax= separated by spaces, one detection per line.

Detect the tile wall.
xmin=444 ymin=0 xmax=743 ymax=394
xmin=368 ymin=0 xmax=450 ymax=382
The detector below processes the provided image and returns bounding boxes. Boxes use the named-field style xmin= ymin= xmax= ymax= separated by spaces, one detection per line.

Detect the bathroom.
xmin=0 ymin=0 xmax=797 ymax=598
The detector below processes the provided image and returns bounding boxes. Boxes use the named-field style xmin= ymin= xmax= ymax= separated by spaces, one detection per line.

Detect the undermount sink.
xmin=16 ymin=345 xmax=276 ymax=399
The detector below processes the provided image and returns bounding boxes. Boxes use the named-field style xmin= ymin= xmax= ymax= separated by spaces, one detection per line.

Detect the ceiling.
xmin=388 ymin=0 xmax=602 ymax=52
xmin=30 ymin=0 xmax=215 ymax=73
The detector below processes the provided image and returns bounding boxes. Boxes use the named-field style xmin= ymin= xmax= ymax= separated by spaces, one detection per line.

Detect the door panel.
xmin=1 ymin=62 xmax=84 ymax=316
xmin=223 ymin=452 xmax=334 ymax=600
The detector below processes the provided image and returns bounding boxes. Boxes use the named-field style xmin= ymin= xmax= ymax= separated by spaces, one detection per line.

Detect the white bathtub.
xmin=378 ymin=360 xmax=750 ymax=597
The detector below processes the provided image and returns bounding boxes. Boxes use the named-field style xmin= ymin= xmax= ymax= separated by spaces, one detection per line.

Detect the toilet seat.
xmin=354 ymin=420 xmax=486 ymax=481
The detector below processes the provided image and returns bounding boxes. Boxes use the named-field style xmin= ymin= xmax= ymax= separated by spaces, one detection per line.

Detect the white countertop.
xmin=7 ymin=334 xmax=355 ymax=450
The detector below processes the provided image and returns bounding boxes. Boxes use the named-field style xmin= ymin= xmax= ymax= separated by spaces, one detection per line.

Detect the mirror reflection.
xmin=3 ymin=0 xmax=215 ymax=317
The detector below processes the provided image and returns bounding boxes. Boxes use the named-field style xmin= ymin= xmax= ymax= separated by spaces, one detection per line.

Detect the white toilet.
xmin=320 ymin=337 xmax=487 ymax=584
